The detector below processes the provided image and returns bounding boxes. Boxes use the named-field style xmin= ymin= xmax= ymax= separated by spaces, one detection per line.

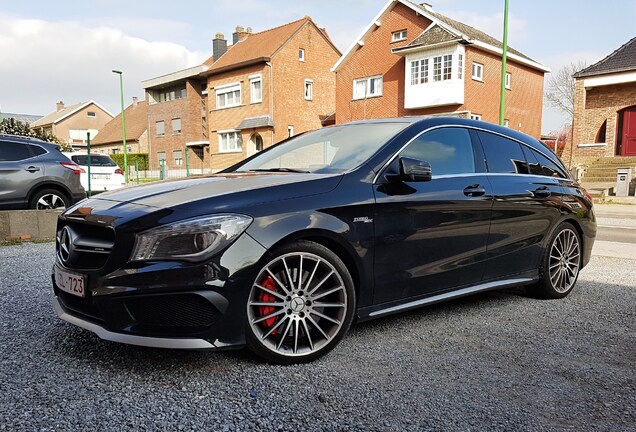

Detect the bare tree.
xmin=545 ymin=61 xmax=587 ymax=120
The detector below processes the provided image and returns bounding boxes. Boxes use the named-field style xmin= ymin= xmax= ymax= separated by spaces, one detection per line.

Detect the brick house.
xmin=91 ymin=97 xmax=149 ymax=155
xmin=142 ymin=17 xmax=340 ymax=172
xmin=332 ymin=0 xmax=549 ymax=137
xmin=31 ymin=101 xmax=113 ymax=146
xmin=566 ymin=36 xmax=636 ymax=165
xmin=203 ymin=18 xmax=341 ymax=170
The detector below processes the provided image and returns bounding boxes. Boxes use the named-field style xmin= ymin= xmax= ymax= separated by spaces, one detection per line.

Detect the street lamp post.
xmin=112 ymin=70 xmax=128 ymax=183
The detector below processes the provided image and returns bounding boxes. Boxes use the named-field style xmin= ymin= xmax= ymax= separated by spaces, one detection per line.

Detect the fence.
xmin=126 ymin=164 xmax=217 ymax=184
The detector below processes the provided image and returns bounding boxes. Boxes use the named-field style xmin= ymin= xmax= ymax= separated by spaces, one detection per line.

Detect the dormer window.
xmin=392 ymin=30 xmax=407 ymax=43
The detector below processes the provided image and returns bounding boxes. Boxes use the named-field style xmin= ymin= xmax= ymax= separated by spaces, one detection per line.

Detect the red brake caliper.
xmin=258 ymin=275 xmax=278 ymax=333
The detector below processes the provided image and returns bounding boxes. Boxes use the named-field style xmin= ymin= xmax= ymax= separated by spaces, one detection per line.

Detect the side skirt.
xmin=357 ymin=277 xmax=537 ymax=321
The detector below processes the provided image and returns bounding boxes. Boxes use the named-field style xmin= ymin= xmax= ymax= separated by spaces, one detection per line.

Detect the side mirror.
xmin=399 ymin=157 xmax=432 ymax=182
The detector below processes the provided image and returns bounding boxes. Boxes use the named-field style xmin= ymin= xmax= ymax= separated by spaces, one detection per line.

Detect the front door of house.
xmin=620 ymin=106 xmax=636 ymax=156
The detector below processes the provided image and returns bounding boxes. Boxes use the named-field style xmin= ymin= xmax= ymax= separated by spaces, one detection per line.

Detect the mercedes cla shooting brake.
xmin=52 ymin=117 xmax=596 ymax=364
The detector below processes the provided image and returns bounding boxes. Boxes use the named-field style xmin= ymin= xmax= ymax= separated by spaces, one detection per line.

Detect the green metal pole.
xmin=87 ymin=132 xmax=91 ymax=197
xmin=499 ymin=0 xmax=509 ymax=126
xmin=112 ymin=70 xmax=128 ymax=183
xmin=135 ymin=159 xmax=139 ymax=184
xmin=185 ymin=147 xmax=190 ymax=176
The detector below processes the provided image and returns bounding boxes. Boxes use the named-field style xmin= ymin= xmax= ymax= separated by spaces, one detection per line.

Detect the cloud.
xmin=0 ymin=13 xmax=206 ymax=116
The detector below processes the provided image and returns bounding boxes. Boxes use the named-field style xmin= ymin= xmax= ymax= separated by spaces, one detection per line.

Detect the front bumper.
xmin=53 ymin=297 xmax=221 ymax=349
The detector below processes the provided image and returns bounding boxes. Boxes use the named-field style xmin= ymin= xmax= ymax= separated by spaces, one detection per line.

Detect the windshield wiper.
xmin=248 ymin=168 xmax=311 ymax=173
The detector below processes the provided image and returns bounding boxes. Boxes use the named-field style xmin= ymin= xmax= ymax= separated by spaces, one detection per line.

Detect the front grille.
xmin=125 ymin=294 xmax=219 ymax=329
xmin=56 ymin=222 xmax=115 ymax=270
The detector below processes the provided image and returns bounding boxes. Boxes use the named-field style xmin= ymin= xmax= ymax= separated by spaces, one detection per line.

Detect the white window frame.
xmin=503 ymin=119 xmax=510 ymax=127
xmin=288 ymin=125 xmax=294 ymax=138
xmin=304 ymin=79 xmax=313 ymax=101
xmin=299 ymin=48 xmax=305 ymax=62
xmin=353 ymin=75 xmax=383 ymax=100
xmin=156 ymin=121 xmax=165 ymax=136
xmin=218 ymin=130 xmax=242 ymax=153
xmin=392 ymin=30 xmax=407 ymax=42
xmin=87 ymin=111 xmax=96 ymax=118
xmin=215 ymin=82 xmax=242 ymax=109
xmin=458 ymin=53 xmax=463 ymax=80
xmin=173 ymin=150 xmax=183 ymax=166
xmin=470 ymin=113 xmax=482 ymax=121
xmin=171 ymin=118 xmax=181 ymax=135
xmin=505 ymin=72 xmax=511 ymax=89
xmin=249 ymin=75 xmax=262 ymax=104
xmin=472 ymin=62 xmax=484 ymax=81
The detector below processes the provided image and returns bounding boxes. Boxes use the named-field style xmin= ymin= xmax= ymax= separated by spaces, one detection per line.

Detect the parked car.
xmin=0 ymin=134 xmax=86 ymax=210
xmin=63 ymin=152 xmax=125 ymax=194
xmin=52 ymin=117 xmax=596 ymax=364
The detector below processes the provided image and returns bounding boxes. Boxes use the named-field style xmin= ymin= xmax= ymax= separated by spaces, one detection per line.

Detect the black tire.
xmin=29 ymin=189 xmax=70 ymax=210
xmin=530 ymin=222 xmax=582 ymax=299
xmin=245 ymin=240 xmax=355 ymax=364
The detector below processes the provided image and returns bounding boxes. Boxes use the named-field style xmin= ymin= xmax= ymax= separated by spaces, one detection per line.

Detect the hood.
xmin=88 ymin=172 xmax=342 ymax=209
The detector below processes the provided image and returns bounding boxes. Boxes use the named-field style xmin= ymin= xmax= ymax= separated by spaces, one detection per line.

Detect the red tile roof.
xmin=203 ymin=17 xmax=313 ymax=72
xmin=93 ymin=101 xmax=147 ymax=145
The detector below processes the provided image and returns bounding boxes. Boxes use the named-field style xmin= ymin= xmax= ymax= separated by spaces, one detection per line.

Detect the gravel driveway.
xmin=0 ymin=242 xmax=634 ymax=431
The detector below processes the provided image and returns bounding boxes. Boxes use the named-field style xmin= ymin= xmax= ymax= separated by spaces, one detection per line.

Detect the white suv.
xmin=64 ymin=152 xmax=125 ymax=193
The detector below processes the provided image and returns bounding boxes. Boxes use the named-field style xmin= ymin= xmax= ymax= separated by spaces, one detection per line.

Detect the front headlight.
xmin=131 ymin=214 xmax=252 ymax=262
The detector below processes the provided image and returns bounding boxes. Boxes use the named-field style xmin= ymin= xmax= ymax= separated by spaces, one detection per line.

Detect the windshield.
xmin=71 ymin=155 xmax=117 ymax=167
xmin=235 ymin=123 xmax=408 ymax=174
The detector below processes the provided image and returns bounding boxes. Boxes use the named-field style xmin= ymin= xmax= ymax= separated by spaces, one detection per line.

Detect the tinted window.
xmin=71 ymin=155 xmax=117 ymax=166
xmin=28 ymin=145 xmax=46 ymax=157
xmin=524 ymin=147 xmax=567 ymax=178
xmin=478 ymin=131 xmax=528 ymax=174
xmin=0 ymin=142 xmax=33 ymax=161
xmin=401 ymin=128 xmax=475 ymax=175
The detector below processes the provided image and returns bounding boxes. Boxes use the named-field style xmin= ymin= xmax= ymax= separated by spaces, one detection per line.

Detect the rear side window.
xmin=29 ymin=145 xmax=46 ymax=157
xmin=478 ymin=131 xmax=528 ymax=174
xmin=524 ymin=147 xmax=567 ymax=178
xmin=400 ymin=127 xmax=475 ymax=176
xmin=0 ymin=141 xmax=33 ymax=161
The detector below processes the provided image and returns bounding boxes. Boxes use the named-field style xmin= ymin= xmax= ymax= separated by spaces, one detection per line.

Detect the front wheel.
xmin=531 ymin=222 xmax=582 ymax=299
xmin=29 ymin=189 xmax=70 ymax=210
xmin=246 ymin=241 xmax=355 ymax=364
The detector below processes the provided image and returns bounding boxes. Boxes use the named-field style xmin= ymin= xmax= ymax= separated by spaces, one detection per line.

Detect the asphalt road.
xmin=0 ymin=242 xmax=634 ymax=431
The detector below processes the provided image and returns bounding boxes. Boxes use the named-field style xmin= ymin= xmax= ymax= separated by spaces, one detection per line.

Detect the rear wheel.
xmin=246 ymin=241 xmax=355 ymax=364
xmin=29 ymin=189 xmax=70 ymax=210
xmin=531 ymin=222 xmax=582 ymax=299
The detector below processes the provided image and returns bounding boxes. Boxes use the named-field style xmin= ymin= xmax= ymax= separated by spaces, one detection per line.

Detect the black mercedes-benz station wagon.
xmin=52 ymin=117 xmax=596 ymax=363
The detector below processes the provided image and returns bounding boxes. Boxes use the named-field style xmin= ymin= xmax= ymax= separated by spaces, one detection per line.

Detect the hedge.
xmin=110 ymin=153 xmax=149 ymax=170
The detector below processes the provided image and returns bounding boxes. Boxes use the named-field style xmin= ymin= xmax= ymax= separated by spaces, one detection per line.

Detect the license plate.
xmin=91 ymin=173 xmax=110 ymax=179
xmin=54 ymin=265 xmax=86 ymax=298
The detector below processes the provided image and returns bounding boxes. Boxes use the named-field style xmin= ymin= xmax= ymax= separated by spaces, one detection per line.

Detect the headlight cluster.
xmin=131 ymin=214 xmax=252 ymax=262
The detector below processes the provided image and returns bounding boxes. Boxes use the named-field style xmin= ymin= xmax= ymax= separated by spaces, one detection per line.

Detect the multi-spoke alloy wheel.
xmin=532 ymin=222 xmax=582 ymax=299
xmin=246 ymin=241 xmax=355 ymax=364
xmin=30 ymin=189 xmax=70 ymax=210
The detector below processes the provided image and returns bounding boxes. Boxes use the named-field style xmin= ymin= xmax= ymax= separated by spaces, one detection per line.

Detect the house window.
xmin=433 ymin=56 xmax=442 ymax=81
xmin=158 ymin=152 xmax=166 ymax=163
xmin=458 ymin=54 xmax=463 ymax=80
xmin=304 ymin=79 xmax=313 ymax=100
xmin=219 ymin=131 xmax=242 ymax=152
xmin=173 ymin=150 xmax=183 ymax=166
xmin=156 ymin=121 xmax=165 ymax=136
xmin=216 ymin=83 xmax=241 ymax=109
xmin=410 ymin=59 xmax=429 ymax=85
xmin=299 ymin=49 xmax=305 ymax=62
xmin=288 ymin=125 xmax=294 ymax=137
xmin=472 ymin=62 xmax=484 ymax=81
xmin=503 ymin=119 xmax=510 ymax=127
xmin=87 ymin=111 xmax=96 ymax=117
xmin=150 ymin=85 xmax=186 ymax=103
xmin=392 ymin=30 xmax=407 ymax=42
xmin=112 ymin=148 xmax=119 ymax=154
xmin=470 ymin=113 xmax=482 ymax=121
xmin=250 ymin=75 xmax=262 ymax=103
xmin=172 ymin=118 xmax=181 ymax=135
xmin=353 ymin=75 xmax=383 ymax=99
xmin=443 ymin=55 xmax=453 ymax=80
xmin=505 ymin=72 xmax=511 ymax=89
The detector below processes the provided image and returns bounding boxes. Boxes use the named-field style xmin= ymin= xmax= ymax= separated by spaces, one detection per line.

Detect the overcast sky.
xmin=0 ymin=0 xmax=634 ymax=133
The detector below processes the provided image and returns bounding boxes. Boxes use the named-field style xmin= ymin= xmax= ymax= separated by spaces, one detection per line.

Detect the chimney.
xmin=212 ymin=33 xmax=228 ymax=62
xmin=56 ymin=101 xmax=65 ymax=111
xmin=232 ymin=25 xmax=251 ymax=44
xmin=420 ymin=2 xmax=433 ymax=11
xmin=132 ymin=96 xmax=138 ymax=107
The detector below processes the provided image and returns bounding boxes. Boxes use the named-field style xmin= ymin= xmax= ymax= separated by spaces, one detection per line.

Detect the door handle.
xmin=463 ymin=184 xmax=486 ymax=197
xmin=533 ymin=186 xmax=551 ymax=198
xmin=25 ymin=166 xmax=41 ymax=173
